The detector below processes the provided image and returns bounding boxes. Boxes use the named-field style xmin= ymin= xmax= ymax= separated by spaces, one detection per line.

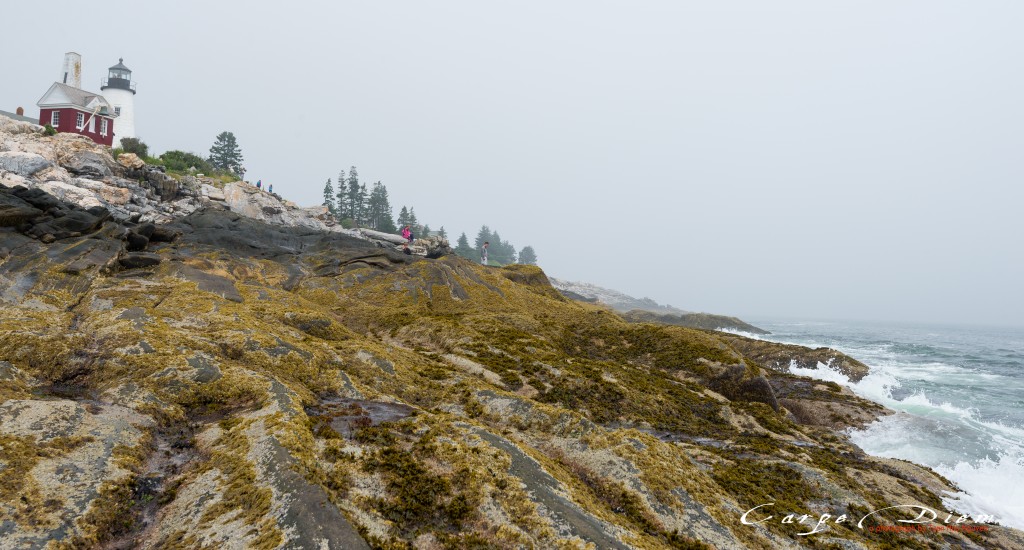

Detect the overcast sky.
xmin=3 ymin=1 xmax=1022 ymax=326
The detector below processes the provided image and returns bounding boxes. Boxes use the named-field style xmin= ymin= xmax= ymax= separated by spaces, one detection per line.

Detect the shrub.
xmin=159 ymin=150 xmax=215 ymax=174
xmin=119 ymin=137 xmax=149 ymax=158
xmin=43 ymin=124 xmax=57 ymax=136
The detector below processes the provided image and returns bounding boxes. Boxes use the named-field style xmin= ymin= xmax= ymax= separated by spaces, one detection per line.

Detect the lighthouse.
xmin=100 ymin=58 xmax=136 ymax=147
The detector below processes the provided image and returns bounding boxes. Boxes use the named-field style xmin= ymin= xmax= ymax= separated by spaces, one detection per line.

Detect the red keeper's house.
xmin=36 ymin=82 xmax=117 ymax=146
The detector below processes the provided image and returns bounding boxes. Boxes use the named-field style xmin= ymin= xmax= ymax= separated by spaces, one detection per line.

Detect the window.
xmin=51 ymin=111 xmax=60 ymax=127
xmin=114 ymin=107 xmax=121 ymax=117
xmin=88 ymin=116 xmax=95 ymax=133
xmin=76 ymin=112 xmax=84 ymax=129
xmin=100 ymin=119 xmax=108 ymax=136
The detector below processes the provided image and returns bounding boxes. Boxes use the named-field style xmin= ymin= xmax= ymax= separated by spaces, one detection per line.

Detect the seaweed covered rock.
xmin=2 ymin=198 xmax=1021 ymax=548
xmin=622 ymin=309 xmax=771 ymax=335
xmin=2 ymin=117 xmax=1022 ymax=547
xmin=0 ymin=399 xmax=152 ymax=548
xmin=720 ymin=333 xmax=871 ymax=382
xmin=706 ymin=363 xmax=780 ymax=411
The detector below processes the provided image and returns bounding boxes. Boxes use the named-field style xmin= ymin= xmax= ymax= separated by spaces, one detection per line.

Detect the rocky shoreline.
xmin=2 ymin=114 xmax=1021 ymax=549
xmin=0 ymin=116 xmax=449 ymax=260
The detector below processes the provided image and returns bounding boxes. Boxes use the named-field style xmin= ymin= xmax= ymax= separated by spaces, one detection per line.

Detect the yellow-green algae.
xmin=0 ymin=245 xmax=1013 ymax=549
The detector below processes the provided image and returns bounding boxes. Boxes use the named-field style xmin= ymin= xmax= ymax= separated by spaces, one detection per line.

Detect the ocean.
xmin=739 ymin=318 xmax=1024 ymax=531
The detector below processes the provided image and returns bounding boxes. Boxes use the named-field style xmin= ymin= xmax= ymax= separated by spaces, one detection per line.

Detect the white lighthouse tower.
xmin=100 ymin=58 xmax=136 ymax=147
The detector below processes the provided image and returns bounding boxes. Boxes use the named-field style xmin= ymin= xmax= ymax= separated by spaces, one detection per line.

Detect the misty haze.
xmin=4 ymin=0 xmax=1021 ymax=326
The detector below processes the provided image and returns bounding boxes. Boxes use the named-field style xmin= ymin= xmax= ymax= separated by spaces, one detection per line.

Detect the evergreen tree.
xmin=335 ymin=169 xmax=348 ymax=220
xmin=378 ymin=213 xmax=398 ymax=234
xmin=504 ymin=240 xmax=518 ymax=264
xmin=490 ymin=230 xmax=502 ymax=254
xmin=376 ymin=183 xmax=397 ymax=233
xmin=474 ymin=226 xmax=492 ymax=250
xmin=208 ymin=131 xmax=244 ymax=174
xmin=322 ymin=178 xmax=337 ymax=216
xmin=408 ymin=207 xmax=418 ymax=228
xmin=356 ymin=183 xmax=368 ymax=225
xmin=345 ymin=167 xmax=361 ymax=225
xmin=396 ymin=206 xmax=410 ymax=229
xmin=366 ymin=182 xmax=395 ymax=232
xmin=438 ymin=226 xmax=448 ymax=239
xmin=454 ymin=233 xmax=474 ymax=258
xmin=490 ymin=231 xmax=515 ymax=264
xmin=421 ymin=224 xmax=431 ymax=237
xmin=518 ymin=246 xmax=538 ymax=265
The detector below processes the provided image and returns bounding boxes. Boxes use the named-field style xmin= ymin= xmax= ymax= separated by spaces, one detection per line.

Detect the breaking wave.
xmin=756 ymin=320 xmax=1024 ymax=530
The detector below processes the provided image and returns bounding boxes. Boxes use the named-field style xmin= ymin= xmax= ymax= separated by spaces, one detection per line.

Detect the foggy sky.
xmin=3 ymin=1 xmax=1022 ymax=326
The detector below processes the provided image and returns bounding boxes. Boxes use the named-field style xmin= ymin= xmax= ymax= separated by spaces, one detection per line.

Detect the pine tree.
xmin=345 ymin=167 xmax=361 ymax=225
xmin=504 ymin=246 xmax=517 ymax=265
xmin=408 ymin=207 xmax=418 ymax=228
xmin=518 ymin=246 xmax=538 ymax=265
xmin=474 ymin=226 xmax=492 ymax=250
xmin=366 ymin=182 xmax=386 ymax=230
xmin=322 ymin=178 xmax=337 ymax=216
xmin=379 ymin=214 xmax=397 ymax=234
xmin=504 ymin=240 xmax=518 ymax=264
xmin=335 ymin=169 xmax=347 ymax=220
xmin=356 ymin=183 xmax=368 ymax=225
xmin=374 ymin=182 xmax=397 ymax=233
xmin=490 ymin=231 xmax=511 ymax=264
xmin=421 ymin=224 xmax=432 ymax=237
xmin=397 ymin=206 xmax=410 ymax=229
xmin=454 ymin=233 xmax=474 ymax=258
xmin=208 ymin=131 xmax=244 ymax=175
xmin=438 ymin=226 xmax=447 ymax=239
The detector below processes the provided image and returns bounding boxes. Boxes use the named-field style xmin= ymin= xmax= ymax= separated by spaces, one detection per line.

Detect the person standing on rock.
xmin=268 ymin=184 xmax=273 ymax=194
xmin=256 ymin=179 xmax=262 ymax=190
xmin=481 ymin=241 xmax=489 ymax=265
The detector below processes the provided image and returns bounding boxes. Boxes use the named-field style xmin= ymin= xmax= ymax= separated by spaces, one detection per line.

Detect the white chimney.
xmin=61 ymin=52 xmax=82 ymax=88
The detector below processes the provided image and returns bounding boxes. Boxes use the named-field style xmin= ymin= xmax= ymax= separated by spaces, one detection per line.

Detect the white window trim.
xmin=100 ymin=119 xmax=108 ymax=137
xmin=51 ymin=111 xmax=60 ymax=127
xmin=88 ymin=116 xmax=95 ymax=133
xmin=75 ymin=112 xmax=84 ymax=130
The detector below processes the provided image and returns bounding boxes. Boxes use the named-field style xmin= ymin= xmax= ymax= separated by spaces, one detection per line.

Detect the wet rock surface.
xmin=472 ymin=427 xmax=630 ymax=549
xmin=720 ymin=332 xmax=872 ymax=381
xmin=0 ymin=192 xmax=41 ymax=226
xmin=0 ymin=399 xmax=152 ymax=547
xmin=307 ymin=398 xmax=417 ymax=438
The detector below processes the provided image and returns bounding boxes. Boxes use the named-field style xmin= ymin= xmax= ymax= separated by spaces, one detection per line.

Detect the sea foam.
xmin=789 ymin=359 xmax=1024 ymax=530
